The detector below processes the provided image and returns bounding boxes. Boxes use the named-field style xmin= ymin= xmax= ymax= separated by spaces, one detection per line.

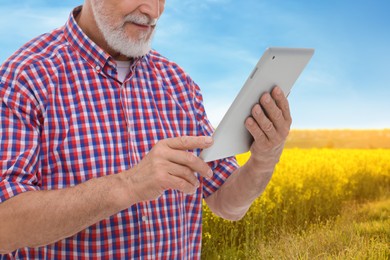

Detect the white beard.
xmin=91 ymin=2 xmax=157 ymax=58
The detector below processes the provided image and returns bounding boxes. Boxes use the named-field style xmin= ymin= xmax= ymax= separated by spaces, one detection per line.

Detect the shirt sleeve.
xmin=190 ymin=79 xmax=240 ymax=198
xmin=0 ymin=77 xmax=42 ymax=203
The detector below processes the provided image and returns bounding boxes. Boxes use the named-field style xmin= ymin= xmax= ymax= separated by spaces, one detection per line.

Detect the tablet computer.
xmin=200 ymin=47 xmax=314 ymax=162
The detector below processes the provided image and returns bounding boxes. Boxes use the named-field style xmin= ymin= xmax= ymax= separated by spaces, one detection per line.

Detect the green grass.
xmin=203 ymin=199 xmax=390 ymax=259
xmin=254 ymin=199 xmax=390 ymax=259
xmin=201 ymin=149 xmax=390 ymax=259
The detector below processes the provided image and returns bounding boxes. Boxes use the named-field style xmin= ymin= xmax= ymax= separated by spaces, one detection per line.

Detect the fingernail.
xmin=254 ymin=105 xmax=261 ymax=116
xmin=246 ymin=117 xmax=254 ymax=126
xmin=208 ymin=169 xmax=213 ymax=178
xmin=205 ymin=136 xmax=213 ymax=144
xmin=275 ymin=87 xmax=282 ymax=96
xmin=264 ymin=94 xmax=271 ymax=104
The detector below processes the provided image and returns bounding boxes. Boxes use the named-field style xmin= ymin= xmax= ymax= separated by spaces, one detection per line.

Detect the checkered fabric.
xmin=0 ymin=6 xmax=238 ymax=259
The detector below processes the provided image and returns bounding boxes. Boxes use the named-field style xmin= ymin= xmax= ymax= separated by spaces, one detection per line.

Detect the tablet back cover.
xmin=200 ymin=47 xmax=314 ymax=162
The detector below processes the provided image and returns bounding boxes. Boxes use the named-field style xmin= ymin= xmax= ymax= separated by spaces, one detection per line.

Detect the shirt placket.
xmin=120 ymin=78 xmax=155 ymax=257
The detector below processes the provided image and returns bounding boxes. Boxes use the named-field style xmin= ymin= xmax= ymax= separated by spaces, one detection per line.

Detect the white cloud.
xmin=0 ymin=5 xmax=71 ymax=62
xmin=203 ymin=96 xmax=232 ymax=127
xmin=167 ymin=0 xmax=232 ymax=13
xmin=0 ymin=7 xmax=69 ymax=36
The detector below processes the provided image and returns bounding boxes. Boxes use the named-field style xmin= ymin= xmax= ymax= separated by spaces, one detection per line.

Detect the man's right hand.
xmin=122 ymin=136 xmax=214 ymax=202
xmin=0 ymin=136 xmax=214 ymax=253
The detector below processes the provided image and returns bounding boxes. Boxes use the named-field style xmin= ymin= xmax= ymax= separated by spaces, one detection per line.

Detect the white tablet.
xmin=200 ymin=47 xmax=314 ymax=162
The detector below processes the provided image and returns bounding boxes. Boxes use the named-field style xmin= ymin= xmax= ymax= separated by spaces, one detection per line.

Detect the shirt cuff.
xmin=202 ymin=156 xmax=239 ymax=198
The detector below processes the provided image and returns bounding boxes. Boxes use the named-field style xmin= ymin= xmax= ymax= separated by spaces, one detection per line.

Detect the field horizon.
xmin=285 ymin=128 xmax=390 ymax=149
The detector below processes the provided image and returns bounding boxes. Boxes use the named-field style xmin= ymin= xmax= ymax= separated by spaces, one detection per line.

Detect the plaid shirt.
xmin=0 ymin=7 xmax=238 ymax=260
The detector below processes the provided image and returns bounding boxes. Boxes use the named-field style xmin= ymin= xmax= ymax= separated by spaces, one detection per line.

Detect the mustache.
xmin=123 ymin=13 xmax=158 ymax=26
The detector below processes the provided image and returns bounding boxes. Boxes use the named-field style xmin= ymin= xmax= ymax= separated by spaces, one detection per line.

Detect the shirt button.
xmin=95 ymin=65 xmax=101 ymax=72
xmin=142 ymin=215 xmax=148 ymax=222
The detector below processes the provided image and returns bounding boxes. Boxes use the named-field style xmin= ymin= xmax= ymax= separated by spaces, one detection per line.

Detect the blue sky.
xmin=1 ymin=0 xmax=389 ymax=129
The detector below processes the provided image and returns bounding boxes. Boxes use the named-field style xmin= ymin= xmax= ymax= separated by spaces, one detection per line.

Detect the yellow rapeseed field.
xmin=202 ymin=147 xmax=390 ymax=259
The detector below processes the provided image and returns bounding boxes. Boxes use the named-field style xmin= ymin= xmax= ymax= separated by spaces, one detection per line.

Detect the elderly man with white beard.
xmin=0 ymin=0 xmax=291 ymax=258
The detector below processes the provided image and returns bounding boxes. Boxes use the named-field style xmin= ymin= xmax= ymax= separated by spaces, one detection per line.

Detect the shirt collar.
xmin=64 ymin=6 xmax=112 ymax=73
xmin=63 ymin=6 xmax=145 ymax=79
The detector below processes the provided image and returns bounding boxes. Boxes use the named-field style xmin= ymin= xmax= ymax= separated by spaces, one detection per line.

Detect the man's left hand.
xmin=244 ymin=86 xmax=292 ymax=172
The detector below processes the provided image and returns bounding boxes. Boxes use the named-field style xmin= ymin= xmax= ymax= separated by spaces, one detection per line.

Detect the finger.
xmin=166 ymin=173 xmax=199 ymax=194
xmin=164 ymin=136 xmax=213 ymax=151
xmin=260 ymin=92 xmax=284 ymax=128
xmin=271 ymin=86 xmax=292 ymax=126
xmin=167 ymin=150 xmax=213 ymax=179
xmin=251 ymin=103 xmax=278 ymax=141
xmin=167 ymin=163 xmax=200 ymax=187
xmin=245 ymin=116 xmax=267 ymax=143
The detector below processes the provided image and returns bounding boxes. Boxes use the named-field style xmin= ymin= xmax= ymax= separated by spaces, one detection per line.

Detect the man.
xmin=0 ymin=0 xmax=291 ymax=258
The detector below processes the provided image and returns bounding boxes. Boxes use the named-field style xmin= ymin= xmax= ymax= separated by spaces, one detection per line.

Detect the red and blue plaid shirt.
xmin=0 ymin=7 xmax=238 ymax=259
